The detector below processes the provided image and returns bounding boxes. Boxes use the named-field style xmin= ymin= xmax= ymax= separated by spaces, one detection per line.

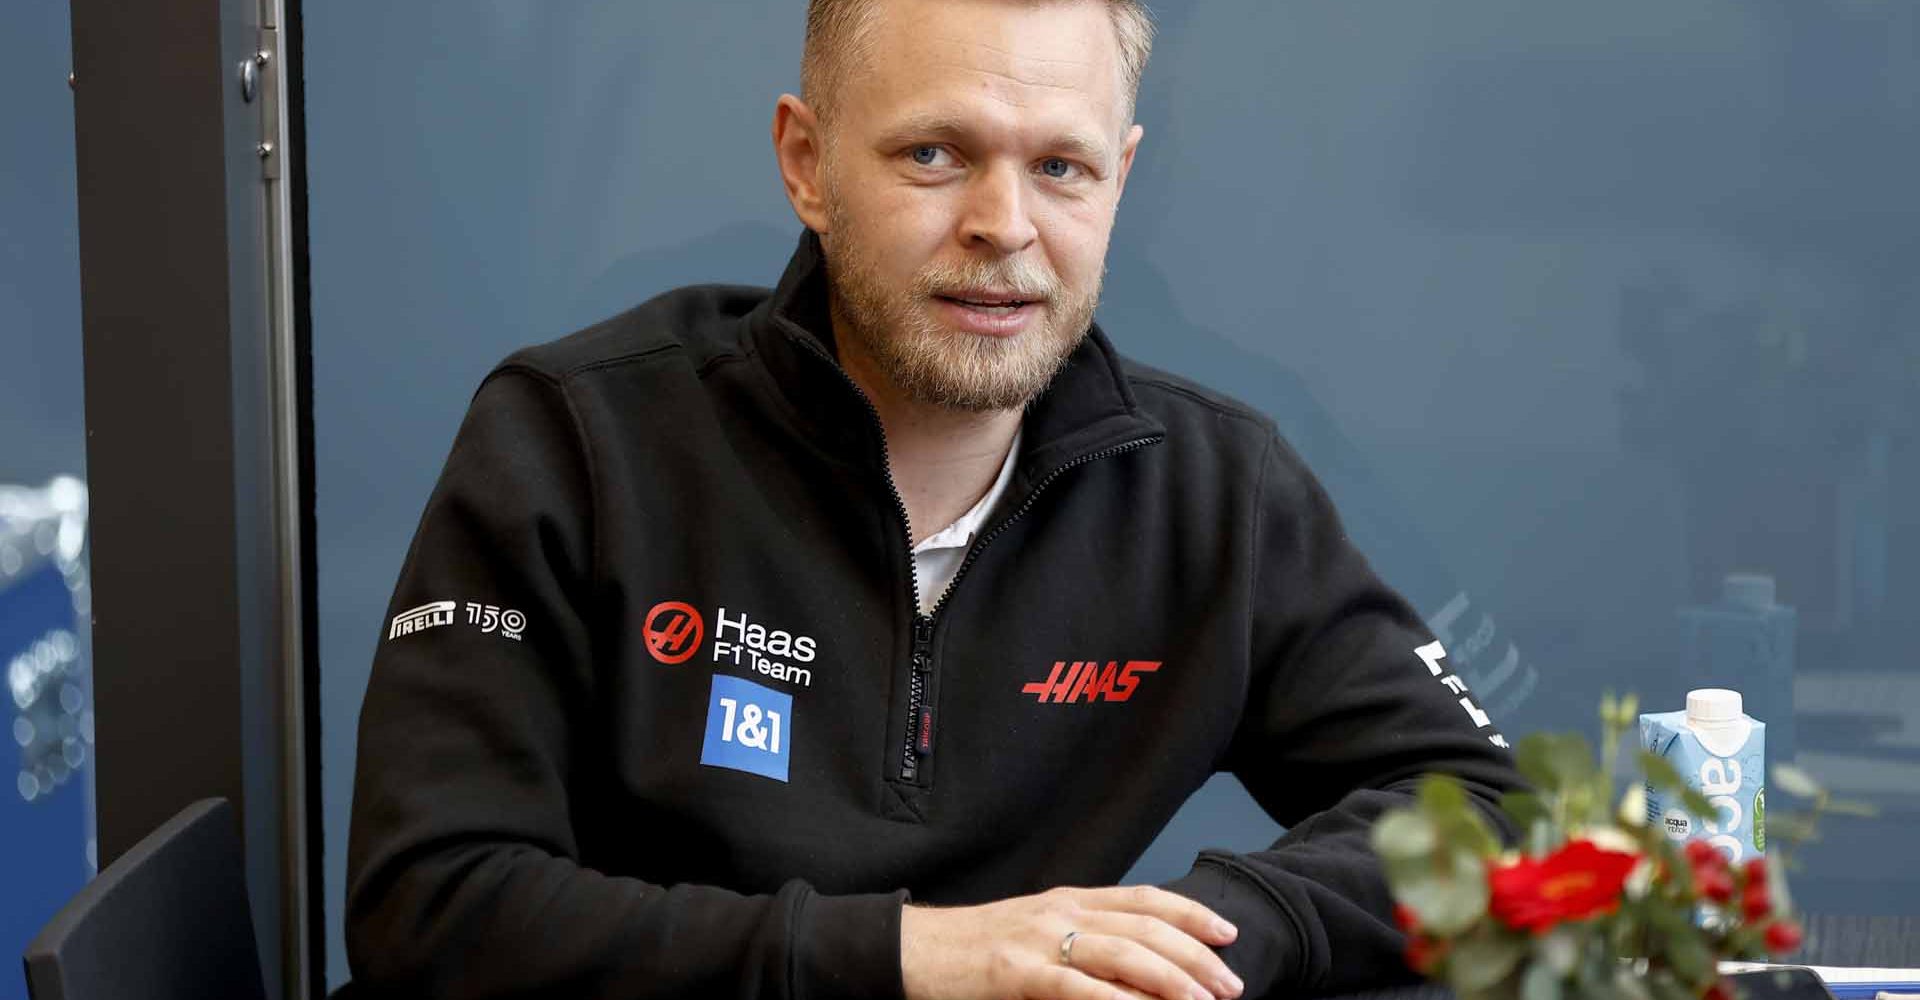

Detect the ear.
xmin=1113 ymin=123 xmax=1144 ymax=202
xmin=773 ymin=94 xmax=833 ymax=233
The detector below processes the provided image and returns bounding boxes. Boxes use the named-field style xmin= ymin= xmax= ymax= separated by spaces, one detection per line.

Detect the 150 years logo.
xmin=388 ymin=599 xmax=525 ymax=642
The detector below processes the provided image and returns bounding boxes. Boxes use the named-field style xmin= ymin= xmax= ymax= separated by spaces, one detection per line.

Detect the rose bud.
xmin=1697 ymin=866 xmax=1736 ymax=905
xmin=1765 ymin=920 xmax=1804 ymax=955
xmin=1405 ymin=935 xmax=1446 ymax=973
xmin=1685 ymin=840 xmax=1724 ymax=870
xmin=1743 ymin=857 xmax=1768 ymax=885
xmin=1704 ymin=979 xmax=1736 ymax=1000
xmin=1742 ymin=882 xmax=1771 ymax=921
xmin=1394 ymin=904 xmax=1420 ymax=933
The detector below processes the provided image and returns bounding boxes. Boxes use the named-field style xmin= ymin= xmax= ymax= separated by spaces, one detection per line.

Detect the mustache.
xmin=914 ymin=257 xmax=1061 ymax=300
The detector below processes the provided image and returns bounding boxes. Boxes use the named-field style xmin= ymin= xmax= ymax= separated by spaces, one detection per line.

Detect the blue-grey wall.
xmin=307 ymin=2 xmax=1920 ymax=988
xmin=2 ymin=0 xmax=86 ymax=489
xmin=0 ymin=4 xmax=89 ymax=999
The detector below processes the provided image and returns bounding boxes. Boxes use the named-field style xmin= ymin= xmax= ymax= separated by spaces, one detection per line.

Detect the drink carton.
xmin=1642 ymin=688 xmax=1766 ymax=862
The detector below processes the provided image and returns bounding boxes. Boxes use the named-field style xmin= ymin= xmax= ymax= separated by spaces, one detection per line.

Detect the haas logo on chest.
xmin=1020 ymin=660 xmax=1161 ymax=704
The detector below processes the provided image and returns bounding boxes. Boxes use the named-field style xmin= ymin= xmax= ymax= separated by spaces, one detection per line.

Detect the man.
xmin=346 ymin=1 xmax=1523 ymax=997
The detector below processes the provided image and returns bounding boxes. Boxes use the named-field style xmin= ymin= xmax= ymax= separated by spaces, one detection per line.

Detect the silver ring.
xmin=1059 ymin=930 xmax=1082 ymax=966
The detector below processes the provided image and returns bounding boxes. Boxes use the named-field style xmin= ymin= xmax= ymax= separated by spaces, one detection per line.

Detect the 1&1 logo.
xmin=644 ymin=601 xmax=704 ymax=665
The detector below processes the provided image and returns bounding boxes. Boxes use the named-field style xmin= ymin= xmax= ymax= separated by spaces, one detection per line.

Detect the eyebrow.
xmin=876 ymin=112 xmax=1113 ymax=165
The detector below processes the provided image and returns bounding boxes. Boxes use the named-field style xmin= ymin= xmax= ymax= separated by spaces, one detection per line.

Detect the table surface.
xmin=1318 ymin=916 xmax=1919 ymax=1000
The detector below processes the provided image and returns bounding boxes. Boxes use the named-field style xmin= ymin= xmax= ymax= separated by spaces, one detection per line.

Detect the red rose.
xmin=1704 ymin=979 xmax=1736 ymax=1000
xmin=1488 ymin=840 xmax=1642 ymax=933
xmin=1394 ymin=903 xmax=1420 ymax=933
xmin=1765 ymin=920 xmax=1804 ymax=955
xmin=1743 ymin=857 xmax=1768 ymax=885
xmin=1696 ymin=865 xmax=1736 ymax=905
xmin=1742 ymin=882 xmax=1771 ymax=921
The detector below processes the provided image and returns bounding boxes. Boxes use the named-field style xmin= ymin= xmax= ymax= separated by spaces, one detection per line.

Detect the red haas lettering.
xmin=1020 ymin=660 xmax=1161 ymax=704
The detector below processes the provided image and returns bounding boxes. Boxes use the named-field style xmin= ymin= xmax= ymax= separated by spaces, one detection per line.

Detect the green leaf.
xmin=1639 ymin=751 xmax=1686 ymax=791
xmin=1546 ymin=733 xmax=1599 ymax=786
xmin=1397 ymin=855 xmax=1490 ymax=936
xmin=1518 ymin=734 xmax=1566 ymax=792
xmin=1612 ymin=965 xmax=1655 ymax=1000
xmin=1538 ymin=927 xmax=1582 ymax=976
xmin=1766 ymin=850 xmax=1795 ymax=916
xmin=1666 ymin=929 xmax=1714 ymax=985
xmin=1527 ymin=818 xmax=1560 ymax=856
xmin=1770 ymin=764 xmax=1821 ymax=798
xmin=1503 ymin=790 xmax=1551 ymax=829
xmin=1372 ymin=810 xmax=1438 ymax=861
xmin=1767 ymin=814 xmax=1820 ymax=844
xmin=1522 ymin=962 xmax=1564 ymax=1000
xmin=1420 ymin=773 xmax=1471 ymax=816
xmin=1681 ymin=786 xmax=1719 ymax=820
xmin=1462 ymin=819 xmax=1503 ymax=859
xmin=1450 ymin=928 xmax=1527 ymax=993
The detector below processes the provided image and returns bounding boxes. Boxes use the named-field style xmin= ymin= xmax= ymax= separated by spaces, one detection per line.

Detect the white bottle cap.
xmin=1687 ymin=688 xmax=1744 ymax=724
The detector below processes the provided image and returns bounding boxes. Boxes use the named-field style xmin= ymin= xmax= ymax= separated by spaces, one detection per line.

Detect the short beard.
xmin=821 ymin=201 xmax=1099 ymax=413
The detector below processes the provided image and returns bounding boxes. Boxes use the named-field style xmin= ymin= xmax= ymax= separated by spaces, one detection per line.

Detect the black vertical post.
xmin=69 ymin=0 xmax=305 ymax=995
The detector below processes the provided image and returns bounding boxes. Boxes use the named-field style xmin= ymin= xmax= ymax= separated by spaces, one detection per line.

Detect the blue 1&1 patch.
xmin=700 ymin=674 xmax=793 ymax=782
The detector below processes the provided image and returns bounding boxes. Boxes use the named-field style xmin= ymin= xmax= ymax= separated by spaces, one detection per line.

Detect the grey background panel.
xmin=1 ymin=1 xmax=86 ymax=488
xmin=304 ymin=2 xmax=1920 ymax=988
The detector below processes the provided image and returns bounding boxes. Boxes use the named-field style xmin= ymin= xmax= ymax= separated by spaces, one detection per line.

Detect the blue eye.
xmin=910 ymin=146 xmax=942 ymax=166
xmin=1040 ymin=157 xmax=1074 ymax=179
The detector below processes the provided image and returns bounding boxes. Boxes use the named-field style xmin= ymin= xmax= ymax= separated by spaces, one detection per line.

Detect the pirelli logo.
xmin=389 ymin=601 xmax=457 ymax=640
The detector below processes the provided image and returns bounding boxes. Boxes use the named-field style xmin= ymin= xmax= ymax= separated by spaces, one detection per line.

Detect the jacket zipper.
xmin=784 ymin=327 xmax=1163 ymax=785
xmin=785 ymin=334 xmax=935 ymax=782
xmin=901 ymin=435 xmax=1163 ymax=781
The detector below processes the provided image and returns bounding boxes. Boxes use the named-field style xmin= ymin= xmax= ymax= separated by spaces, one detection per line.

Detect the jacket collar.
xmin=749 ymin=230 xmax=1166 ymax=478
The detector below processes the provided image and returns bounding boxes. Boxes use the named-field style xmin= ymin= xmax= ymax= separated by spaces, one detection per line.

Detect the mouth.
xmin=935 ymin=291 xmax=1043 ymax=313
xmin=930 ymin=291 xmax=1045 ymax=336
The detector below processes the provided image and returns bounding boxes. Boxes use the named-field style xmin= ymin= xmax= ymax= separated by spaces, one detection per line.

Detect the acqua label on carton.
xmin=1642 ymin=688 xmax=1766 ymax=862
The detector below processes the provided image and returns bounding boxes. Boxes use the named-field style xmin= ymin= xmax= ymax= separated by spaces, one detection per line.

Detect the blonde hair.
xmin=801 ymin=0 xmax=1155 ymax=128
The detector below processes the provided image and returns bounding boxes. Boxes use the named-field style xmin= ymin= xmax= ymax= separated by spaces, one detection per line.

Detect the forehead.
xmin=845 ymin=0 xmax=1128 ymax=136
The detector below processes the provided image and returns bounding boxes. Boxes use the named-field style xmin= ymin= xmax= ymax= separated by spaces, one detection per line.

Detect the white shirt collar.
xmin=912 ymin=426 xmax=1023 ymax=555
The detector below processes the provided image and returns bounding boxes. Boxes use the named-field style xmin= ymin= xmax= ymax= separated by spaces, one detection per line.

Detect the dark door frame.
xmin=68 ymin=0 xmax=320 ymax=995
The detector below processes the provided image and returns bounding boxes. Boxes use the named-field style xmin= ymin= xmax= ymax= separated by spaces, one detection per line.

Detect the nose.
xmin=958 ymin=163 xmax=1039 ymax=256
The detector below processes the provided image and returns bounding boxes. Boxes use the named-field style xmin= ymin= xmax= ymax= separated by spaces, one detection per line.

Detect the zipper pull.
xmin=916 ymin=705 xmax=936 ymax=756
xmin=913 ymin=615 xmax=934 ymax=654
xmin=911 ymin=614 xmax=935 ymax=757
xmin=911 ymin=615 xmax=934 ymax=677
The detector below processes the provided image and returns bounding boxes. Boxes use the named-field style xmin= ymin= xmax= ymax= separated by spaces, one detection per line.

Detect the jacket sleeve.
xmin=1161 ymin=432 xmax=1525 ymax=997
xmin=345 ymin=368 xmax=907 ymax=999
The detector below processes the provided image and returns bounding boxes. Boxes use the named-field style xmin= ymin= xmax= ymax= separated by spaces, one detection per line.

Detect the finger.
xmin=1078 ymin=885 xmax=1239 ymax=947
xmin=1063 ymin=932 xmax=1219 ymax=1000
xmin=1018 ymin=964 xmax=1155 ymax=1000
xmin=1078 ymin=910 xmax=1242 ymax=999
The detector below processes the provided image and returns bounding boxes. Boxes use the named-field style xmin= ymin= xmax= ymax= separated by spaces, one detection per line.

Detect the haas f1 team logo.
xmin=1021 ymin=660 xmax=1161 ymax=704
xmin=644 ymin=601 xmax=704 ymax=664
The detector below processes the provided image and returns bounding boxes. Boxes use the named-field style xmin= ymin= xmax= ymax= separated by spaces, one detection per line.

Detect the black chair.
xmin=21 ymin=798 xmax=267 ymax=1000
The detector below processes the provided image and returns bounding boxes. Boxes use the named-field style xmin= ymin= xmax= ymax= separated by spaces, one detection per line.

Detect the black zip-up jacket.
xmin=346 ymin=231 xmax=1523 ymax=999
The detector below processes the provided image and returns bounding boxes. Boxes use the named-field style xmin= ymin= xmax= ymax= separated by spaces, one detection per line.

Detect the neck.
xmin=836 ymin=337 xmax=1022 ymax=547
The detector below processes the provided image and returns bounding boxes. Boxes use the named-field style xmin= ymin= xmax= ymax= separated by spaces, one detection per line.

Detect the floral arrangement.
xmin=1371 ymin=694 xmax=1869 ymax=1000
